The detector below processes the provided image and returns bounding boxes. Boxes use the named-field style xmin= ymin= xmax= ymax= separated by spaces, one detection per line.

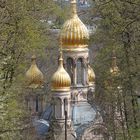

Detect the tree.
xmin=0 ymin=0 xmax=66 ymax=139
xmin=89 ymin=0 xmax=140 ymax=139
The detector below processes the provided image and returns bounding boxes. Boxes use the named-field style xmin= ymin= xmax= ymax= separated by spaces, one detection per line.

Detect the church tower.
xmin=110 ymin=51 xmax=126 ymax=132
xmin=25 ymin=55 xmax=45 ymax=118
xmin=51 ymin=49 xmax=76 ymax=140
xmin=110 ymin=50 xmax=119 ymax=75
xmin=60 ymin=0 xmax=93 ymax=102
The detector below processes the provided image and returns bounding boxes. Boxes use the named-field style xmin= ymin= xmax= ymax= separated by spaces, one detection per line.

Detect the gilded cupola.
xmin=25 ymin=55 xmax=44 ymax=89
xmin=60 ymin=0 xmax=89 ymax=50
xmin=110 ymin=51 xmax=119 ymax=75
xmin=51 ymin=51 xmax=71 ymax=91
xmin=88 ymin=65 xmax=95 ymax=85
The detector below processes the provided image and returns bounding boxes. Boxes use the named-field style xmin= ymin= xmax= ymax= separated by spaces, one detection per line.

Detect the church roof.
xmin=33 ymin=105 xmax=53 ymax=136
xmin=72 ymin=101 xmax=96 ymax=130
xmin=34 ymin=102 xmax=98 ymax=138
xmin=34 ymin=119 xmax=49 ymax=136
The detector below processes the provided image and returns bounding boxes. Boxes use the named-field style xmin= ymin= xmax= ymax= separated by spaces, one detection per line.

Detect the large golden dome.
xmin=60 ymin=0 xmax=89 ymax=50
xmin=51 ymin=52 xmax=71 ymax=91
xmin=25 ymin=55 xmax=44 ymax=89
xmin=88 ymin=65 xmax=95 ymax=85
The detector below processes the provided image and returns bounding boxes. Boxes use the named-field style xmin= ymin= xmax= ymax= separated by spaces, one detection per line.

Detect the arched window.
xmin=67 ymin=58 xmax=73 ymax=84
xmin=77 ymin=58 xmax=83 ymax=85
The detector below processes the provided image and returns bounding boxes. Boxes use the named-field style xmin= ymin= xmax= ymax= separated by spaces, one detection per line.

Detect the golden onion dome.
xmin=88 ymin=65 xmax=95 ymax=85
xmin=51 ymin=51 xmax=71 ymax=91
xmin=25 ymin=55 xmax=44 ymax=89
xmin=60 ymin=0 xmax=89 ymax=50
xmin=110 ymin=51 xmax=119 ymax=76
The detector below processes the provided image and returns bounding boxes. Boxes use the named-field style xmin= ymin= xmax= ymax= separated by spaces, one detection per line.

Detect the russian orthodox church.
xmin=24 ymin=0 xmax=109 ymax=140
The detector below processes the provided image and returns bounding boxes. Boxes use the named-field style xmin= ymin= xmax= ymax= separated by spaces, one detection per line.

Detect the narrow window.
xmin=64 ymin=98 xmax=69 ymax=118
xmin=67 ymin=58 xmax=73 ymax=84
xmin=36 ymin=96 xmax=38 ymax=112
xmin=77 ymin=58 xmax=83 ymax=85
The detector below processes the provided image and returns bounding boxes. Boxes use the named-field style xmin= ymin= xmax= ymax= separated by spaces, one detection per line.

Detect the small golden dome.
xmin=88 ymin=65 xmax=95 ymax=85
xmin=110 ymin=65 xmax=119 ymax=75
xmin=60 ymin=0 xmax=89 ymax=50
xmin=51 ymin=52 xmax=71 ymax=91
xmin=25 ymin=55 xmax=44 ymax=89
xmin=110 ymin=51 xmax=119 ymax=75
